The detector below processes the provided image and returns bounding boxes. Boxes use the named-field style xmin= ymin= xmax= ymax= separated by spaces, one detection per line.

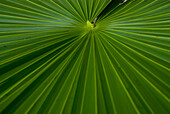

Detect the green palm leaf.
xmin=0 ymin=0 xmax=169 ymax=113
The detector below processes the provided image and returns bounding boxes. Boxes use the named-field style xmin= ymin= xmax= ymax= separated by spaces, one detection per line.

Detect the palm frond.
xmin=0 ymin=0 xmax=169 ymax=113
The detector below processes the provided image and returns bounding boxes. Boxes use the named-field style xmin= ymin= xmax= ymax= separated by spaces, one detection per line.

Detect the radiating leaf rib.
xmin=0 ymin=0 xmax=169 ymax=114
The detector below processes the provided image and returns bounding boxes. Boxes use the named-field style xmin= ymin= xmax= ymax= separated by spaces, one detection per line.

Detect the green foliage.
xmin=0 ymin=0 xmax=169 ymax=113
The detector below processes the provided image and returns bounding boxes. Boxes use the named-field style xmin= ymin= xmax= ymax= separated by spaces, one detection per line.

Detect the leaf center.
xmin=86 ymin=21 xmax=94 ymax=29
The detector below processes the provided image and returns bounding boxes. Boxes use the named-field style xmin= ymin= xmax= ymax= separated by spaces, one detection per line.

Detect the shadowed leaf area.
xmin=0 ymin=0 xmax=169 ymax=114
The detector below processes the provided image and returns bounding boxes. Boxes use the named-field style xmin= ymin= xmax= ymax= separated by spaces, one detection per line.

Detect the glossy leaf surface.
xmin=0 ymin=0 xmax=169 ymax=113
